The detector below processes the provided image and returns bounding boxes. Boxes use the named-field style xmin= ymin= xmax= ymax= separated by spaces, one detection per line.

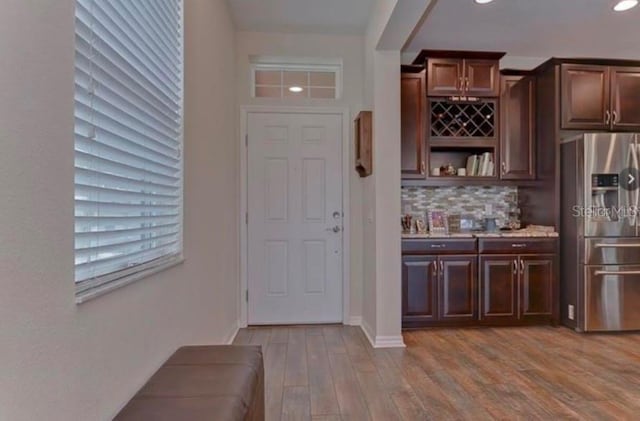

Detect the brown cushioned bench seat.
xmin=115 ymin=345 xmax=264 ymax=421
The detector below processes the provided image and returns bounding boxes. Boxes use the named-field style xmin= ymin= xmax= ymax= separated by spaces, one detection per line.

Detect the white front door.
xmin=247 ymin=112 xmax=343 ymax=324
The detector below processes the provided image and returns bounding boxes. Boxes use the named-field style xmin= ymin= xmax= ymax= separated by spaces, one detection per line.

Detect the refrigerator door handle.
xmin=594 ymin=243 xmax=640 ymax=248
xmin=595 ymin=270 xmax=640 ymax=276
xmin=630 ymin=142 xmax=640 ymax=227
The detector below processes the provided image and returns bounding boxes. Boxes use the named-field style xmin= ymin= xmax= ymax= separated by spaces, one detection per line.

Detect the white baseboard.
xmin=224 ymin=320 xmax=240 ymax=345
xmin=347 ymin=316 xmax=362 ymax=326
xmin=360 ymin=319 xmax=406 ymax=349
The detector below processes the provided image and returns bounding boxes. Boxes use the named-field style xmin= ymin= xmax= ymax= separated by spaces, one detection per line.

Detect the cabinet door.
xmin=479 ymin=255 xmax=518 ymax=322
xmin=500 ymin=76 xmax=536 ymax=180
xmin=611 ymin=67 xmax=640 ymax=131
xmin=561 ymin=64 xmax=610 ymax=130
xmin=427 ymin=58 xmax=463 ymax=96
xmin=438 ymin=256 xmax=477 ymax=321
xmin=402 ymin=256 xmax=438 ymax=322
xmin=464 ymin=59 xmax=500 ymax=97
xmin=401 ymin=71 xmax=426 ymax=179
xmin=519 ymin=255 xmax=555 ymax=320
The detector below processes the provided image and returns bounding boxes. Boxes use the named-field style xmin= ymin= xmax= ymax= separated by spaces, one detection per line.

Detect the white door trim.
xmin=239 ymin=105 xmax=351 ymax=327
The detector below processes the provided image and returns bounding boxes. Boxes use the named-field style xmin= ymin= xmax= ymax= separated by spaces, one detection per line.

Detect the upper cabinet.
xmin=401 ymin=69 xmax=426 ymax=179
xmin=610 ymin=67 xmax=640 ymax=130
xmin=561 ymin=64 xmax=610 ymax=130
xmin=500 ymin=74 xmax=536 ymax=180
xmin=416 ymin=51 xmax=504 ymax=98
xmin=561 ymin=64 xmax=640 ymax=131
xmin=426 ymin=59 xmax=463 ymax=97
xmin=427 ymin=58 xmax=500 ymax=97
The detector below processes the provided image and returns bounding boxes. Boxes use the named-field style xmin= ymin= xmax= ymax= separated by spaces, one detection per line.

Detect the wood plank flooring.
xmin=233 ymin=325 xmax=640 ymax=420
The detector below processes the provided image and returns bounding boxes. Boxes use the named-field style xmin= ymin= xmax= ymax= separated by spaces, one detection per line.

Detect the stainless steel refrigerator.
xmin=561 ymin=133 xmax=640 ymax=331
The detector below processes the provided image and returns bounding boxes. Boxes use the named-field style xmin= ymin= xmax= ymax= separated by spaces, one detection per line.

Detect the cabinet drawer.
xmin=478 ymin=238 xmax=557 ymax=254
xmin=402 ymin=239 xmax=477 ymax=254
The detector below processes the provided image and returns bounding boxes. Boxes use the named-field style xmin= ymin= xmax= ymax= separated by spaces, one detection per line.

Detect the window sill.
xmin=75 ymin=256 xmax=185 ymax=304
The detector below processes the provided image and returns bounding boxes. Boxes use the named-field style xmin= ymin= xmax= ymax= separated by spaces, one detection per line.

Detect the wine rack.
xmin=430 ymin=99 xmax=497 ymax=139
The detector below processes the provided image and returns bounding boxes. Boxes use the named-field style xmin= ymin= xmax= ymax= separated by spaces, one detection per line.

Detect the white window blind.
xmin=74 ymin=0 xmax=184 ymax=296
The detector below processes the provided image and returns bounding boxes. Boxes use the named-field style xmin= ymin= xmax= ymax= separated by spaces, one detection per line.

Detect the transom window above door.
xmin=252 ymin=63 xmax=341 ymax=100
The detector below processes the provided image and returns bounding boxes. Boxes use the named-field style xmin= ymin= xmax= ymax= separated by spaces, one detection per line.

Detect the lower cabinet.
xmin=402 ymin=238 xmax=558 ymax=328
xmin=520 ymin=255 xmax=555 ymax=321
xmin=402 ymin=254 xmax=477 ymax=327
xmin=402 ymin=256 xmax=437 ymax=324
xmin=479 ymin=256 xmax=518 ymax=322
xmin=479 ymin=254 xmax=556 ymax=324
xmin=439 ymin=256 xmax=477 ymax=321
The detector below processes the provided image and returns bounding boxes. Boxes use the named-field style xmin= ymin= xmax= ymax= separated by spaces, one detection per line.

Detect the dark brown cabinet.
xmin=479 ymin=252 xmax=556 ymax=324
xmin=561 ymin=64 xmax=640 ymax=131
xmin=402 ymin=256 xmax=437 ymax=323
xmin=401 ymin=70 xmax=426 ymax=179
xmin=479 ymin=256 xmax=518 ymax=322
xmin=402 ymin=254 xmax=477 ymax=326
xmin=439 ymin=256 xmax=477 ymax=321
xmin=610 ymin=67 xmax=640 ymax=130
xmin=401 ymin=238 xmax=558 ymax=329
xmin=520 ymin=255 xmax=555 ymax=321
xmin=427 ymin=58 xmax=499 ymax=97
xmin=500 ymin=75 xmax=536 ymax=180
xmin=465 ymin=59 xmax=500 ymax=97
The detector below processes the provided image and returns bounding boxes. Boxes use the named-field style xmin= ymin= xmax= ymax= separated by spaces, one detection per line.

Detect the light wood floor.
xmin=233 ymin=325 xmax=640 ymax=420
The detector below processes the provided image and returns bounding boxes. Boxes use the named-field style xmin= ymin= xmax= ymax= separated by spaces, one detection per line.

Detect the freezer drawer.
xmin=584 ymin=237 xmax=640 ymax=265
xmin=585 ymin=265 xmax=640 ymax=331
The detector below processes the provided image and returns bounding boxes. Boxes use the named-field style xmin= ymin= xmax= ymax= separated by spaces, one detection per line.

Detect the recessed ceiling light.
xmin=474 ymin=0 xmax=494 ymax=4
xmin=289 ymin=86 xmax=304 ymax=93
xmin=614 ymin=0 xmax=638 ymax=11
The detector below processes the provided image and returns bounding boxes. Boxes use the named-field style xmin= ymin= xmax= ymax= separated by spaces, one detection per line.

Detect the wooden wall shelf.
xmin=355 ymin=111 xmax=372 ymax=178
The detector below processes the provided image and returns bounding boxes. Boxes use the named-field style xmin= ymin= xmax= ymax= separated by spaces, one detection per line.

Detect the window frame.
xmin=74 ymin=0 xmax=185 ymax=303
xmin=250 ymin=62 xmax=343 ymax=100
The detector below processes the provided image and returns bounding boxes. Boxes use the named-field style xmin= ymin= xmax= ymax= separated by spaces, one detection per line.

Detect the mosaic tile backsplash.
xmin=401 ymin=186 xmax=519 ymax=229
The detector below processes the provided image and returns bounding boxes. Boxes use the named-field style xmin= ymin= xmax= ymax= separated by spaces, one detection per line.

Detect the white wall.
xmin=361 ymin=0 xmax=431 ymax=346
xmin=235 ymin=31 xmax=365 ymax=322
xmin=0 ymin=0 xmax=239 ymax=419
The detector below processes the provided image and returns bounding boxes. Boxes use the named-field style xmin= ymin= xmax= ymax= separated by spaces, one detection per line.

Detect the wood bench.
xmin=115 ymin=345 xmax=264 ymax=421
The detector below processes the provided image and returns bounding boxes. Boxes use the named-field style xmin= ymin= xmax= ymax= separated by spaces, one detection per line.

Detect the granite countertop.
xmin=402 ymin=231 xmax=559 ymax=239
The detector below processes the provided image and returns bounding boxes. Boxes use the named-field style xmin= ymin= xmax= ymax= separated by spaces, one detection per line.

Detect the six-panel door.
xmin=402 ymin=256 xmax=438 ymax=322
xmin=480 ymin=255 xmax=518 ymax=322
xmin=438 ymin=256 xmax=477 ymax=321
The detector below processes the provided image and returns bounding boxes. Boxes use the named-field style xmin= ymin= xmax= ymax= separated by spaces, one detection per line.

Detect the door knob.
xmin=326 ymin=226 xmax=341 ymax=233
xmin=333 ymin=211 xmax=341 ymax=219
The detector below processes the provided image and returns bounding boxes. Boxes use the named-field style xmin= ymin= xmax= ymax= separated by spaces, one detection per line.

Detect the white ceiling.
xmin=227 ymin=0 xmax=375 ymax=35
xmin=405 ymin=0 xmax=640 ymax=65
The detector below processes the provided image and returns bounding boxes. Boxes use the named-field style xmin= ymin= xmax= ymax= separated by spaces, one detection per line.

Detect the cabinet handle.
xmin=430 ymin=244 xmax=446 ymax=249
xmin=605 ymin=110 xmax=611 ymax=125
xmin=465 ymin=77 xmax=470 ymax=91
xmin=511 ymin=243 xmax=527 ymax=248
xmin=440 ymin=260 xmax=444 ymax=274
xmin=432 ymin=261 xmax=437 ymax=278
xmin=458 ymin=77 xmax=463 ymax=91
xmin=501 ymin=162 xmax=507 ymax=175
xmin=513 ymin=260 xmax=518 ymax=275
xmin=613 ymin=110 xmax=619 ymax=125
xmin=421 ymin=161 xmax=426 ymax=174
xmin=520 ymin=260 xmax=525 ymax=275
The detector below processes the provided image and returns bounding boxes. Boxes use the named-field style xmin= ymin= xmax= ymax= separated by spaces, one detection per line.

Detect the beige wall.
xmin=0 ymin=0 xmax=239 ymax=419
xmin=236 ymin=31 xmax=365 ymax=322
